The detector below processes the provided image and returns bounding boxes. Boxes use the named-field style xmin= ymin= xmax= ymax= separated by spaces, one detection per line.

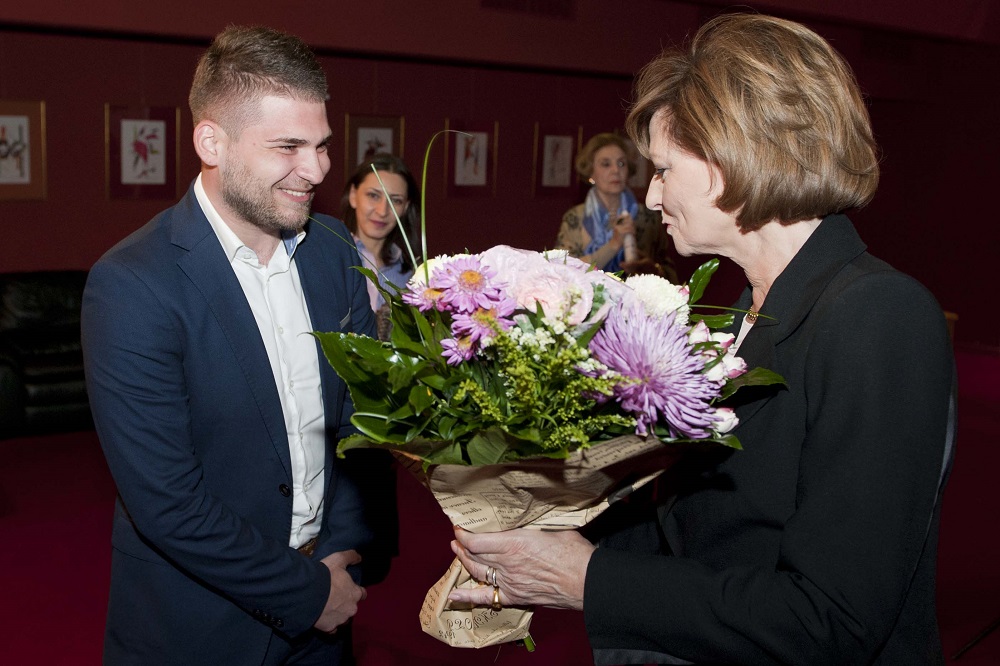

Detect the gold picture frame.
xmin=105 ymin=104 xmax=181 ymax=200
xmin=345 ymin=114 xmax=404 ymax=174
xmin=444 ymin=118 xmax=499 ymax=197
xmin=0 ymin=100 xmax=46 ymax=201
xmin=532 ymin=122 xmax=582 ymax=196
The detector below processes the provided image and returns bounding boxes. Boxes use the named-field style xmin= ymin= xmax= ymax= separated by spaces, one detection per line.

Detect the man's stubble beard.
xmin=221 ymin=158 xmax=312 ymax=233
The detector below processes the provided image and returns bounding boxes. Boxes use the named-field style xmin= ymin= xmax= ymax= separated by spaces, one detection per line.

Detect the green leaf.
xmin=425 ymin=440 xmax=466 ymax=466
xmin=575 ymin=318 xmax=605 ymax=346
xmin=716 ymin=433 xmax=743 ymax=450
xmin=438 ymin=415 xmax=458 ymax=439
xmin=353 ymin=265 xmax=394 ymax=307
xmin=718 ymin=367 xmax=787 ymax=401
xmin=467 ymin=428 xmax=514 ymax=466
xmin=687 ymin=258 xmax=720 ymax=305
xmin=408 ymin=384 xmax=437 ymax=413
xmin=690 ymin=313 xmax=735 ymax=329
xmin=387 ymin=355 xmax=419 ymax=393
xmin=336 ymin=433 xmax=379 ymax=457
xmin=337 ymin=433 xmax=463 ymax=465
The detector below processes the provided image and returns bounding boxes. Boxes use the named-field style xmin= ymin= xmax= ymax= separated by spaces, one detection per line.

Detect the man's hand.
xmin=313 ymin=549 xmax=366 ymax=633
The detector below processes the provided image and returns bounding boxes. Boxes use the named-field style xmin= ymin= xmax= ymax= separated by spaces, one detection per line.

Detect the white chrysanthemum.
xmin=624 ymin=274 xmax=690 ymax=325
xmin=409 ymin=256 xmax=446 ymax=286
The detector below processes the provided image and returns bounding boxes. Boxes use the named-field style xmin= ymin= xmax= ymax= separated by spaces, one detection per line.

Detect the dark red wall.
xmin=1 ymin=2 xmax=997 ymax=350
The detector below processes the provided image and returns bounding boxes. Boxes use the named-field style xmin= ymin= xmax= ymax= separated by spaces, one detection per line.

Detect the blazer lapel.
xmin=726 ymin=215 xmax=868 ymax=429
xmin=293 ymin=222 xmax=352 ymax=489
xmin=171 ymin=188 xmax=293 ymax=478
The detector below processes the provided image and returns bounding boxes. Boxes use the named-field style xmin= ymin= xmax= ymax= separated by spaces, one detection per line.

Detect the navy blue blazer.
xmin=585 ymin=215 xmax=954 ymax=665
xmin=82 ymin=185 xmax=390 ymax=664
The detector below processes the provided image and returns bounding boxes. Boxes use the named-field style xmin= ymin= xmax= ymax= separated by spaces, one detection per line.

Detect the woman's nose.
xmin=645 ymin=182 xmax=660 ymax=209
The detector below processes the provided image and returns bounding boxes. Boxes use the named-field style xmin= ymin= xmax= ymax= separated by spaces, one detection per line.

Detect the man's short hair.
xmin=189 ymin=25 xmax=328 ymax=137
xmin=626 ymin=13 xmax=879 ymax=231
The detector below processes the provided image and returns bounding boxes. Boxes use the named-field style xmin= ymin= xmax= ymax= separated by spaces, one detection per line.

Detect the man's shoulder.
xmin=94 ymin=194 xmax=198 ymax=274
xmin=306 ymin=213 xmax=350 ymax=241
xmin=303 ymin=213 xmax=357 ymax=259
xmin=99 ymin=205 xmax=174 ymax=259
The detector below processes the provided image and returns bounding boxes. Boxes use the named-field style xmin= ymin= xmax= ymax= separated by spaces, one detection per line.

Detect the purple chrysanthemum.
xmin=590 ymin=302 xmax=723 ymax=438
xmin=441 ymin=336 xmax=476 ymax=365
xmin=433 ymin=256 xmax=503 ymax=314
xmin=450 ymin=296 xmax=516 ymax=344
xmin=402 ymin=283 xmax=447 ymax=312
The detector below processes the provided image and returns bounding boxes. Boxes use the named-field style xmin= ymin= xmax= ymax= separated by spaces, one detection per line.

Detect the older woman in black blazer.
xmin=448 ymin=13 xmax=954 ymax=665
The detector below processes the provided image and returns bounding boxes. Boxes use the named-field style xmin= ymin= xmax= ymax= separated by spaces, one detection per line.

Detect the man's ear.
xmin=193 ymin=120 xmax=224 ymax=166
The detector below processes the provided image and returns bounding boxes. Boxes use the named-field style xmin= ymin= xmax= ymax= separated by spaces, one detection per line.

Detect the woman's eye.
xmin=653 ymin=167 xmax=669 ymax=179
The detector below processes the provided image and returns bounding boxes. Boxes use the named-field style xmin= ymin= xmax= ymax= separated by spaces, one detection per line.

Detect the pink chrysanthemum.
xmin=451 ymin=296 xmax=516 ymax=344
xmin=441 ymin=336 xmax=476 ymax=365
xmin=433 ymin=256 xmax=503 ymax=314
xmin=402 ymin=283 xmax=447 ymax=312
xmin=590 ymin=302 xmax=723 ymax=438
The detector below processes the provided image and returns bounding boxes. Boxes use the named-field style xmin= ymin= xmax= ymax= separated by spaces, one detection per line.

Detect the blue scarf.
xmin=582 ymin=186 xmax=640 ymax=272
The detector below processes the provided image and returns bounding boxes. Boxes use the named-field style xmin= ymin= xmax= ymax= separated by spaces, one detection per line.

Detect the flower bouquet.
xmin=314 ymin=148 xmax=784 ymax=649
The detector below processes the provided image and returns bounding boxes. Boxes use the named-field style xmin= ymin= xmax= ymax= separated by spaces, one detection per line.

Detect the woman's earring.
xmin=588 ymin=178 xmax=595 ymax=185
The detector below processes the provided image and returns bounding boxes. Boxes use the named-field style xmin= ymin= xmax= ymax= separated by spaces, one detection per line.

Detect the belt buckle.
xmin=297 ymin=537 xmax=318 ymax=558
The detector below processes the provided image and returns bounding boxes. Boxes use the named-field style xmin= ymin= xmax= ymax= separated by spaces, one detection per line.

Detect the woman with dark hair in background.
xmin=341 ymin=153 xmax=420 ymax=315
xmin=554 ymin=132 xmax=676 ymax=280
xmin=449 ymin=13 xmax=954 ymax=665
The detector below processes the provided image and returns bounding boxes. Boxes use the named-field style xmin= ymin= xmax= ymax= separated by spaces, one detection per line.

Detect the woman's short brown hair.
xmin=626 ymin=13 xmax=879 ymax=230
xmin=575 ymin=133 xmax=638 ymax=182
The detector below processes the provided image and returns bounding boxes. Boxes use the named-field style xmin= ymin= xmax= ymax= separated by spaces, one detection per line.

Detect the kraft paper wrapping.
xmin=396 ymin=434 xmax=680 ymax=649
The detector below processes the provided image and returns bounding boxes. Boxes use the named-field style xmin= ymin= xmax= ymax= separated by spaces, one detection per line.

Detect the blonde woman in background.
xmin=554 ymin=133 xmax=677 ymax=280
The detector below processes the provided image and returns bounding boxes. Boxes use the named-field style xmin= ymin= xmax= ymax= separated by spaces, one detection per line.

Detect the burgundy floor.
xmin=1 ymin=349 xmax=997 ymax=665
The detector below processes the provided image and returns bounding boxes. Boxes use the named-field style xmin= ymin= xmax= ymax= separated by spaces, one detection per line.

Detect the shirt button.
xmin=278 ymin=326 xmax=284 ymax=334
xmin=279 ymin=484 xmax=291 ymax=497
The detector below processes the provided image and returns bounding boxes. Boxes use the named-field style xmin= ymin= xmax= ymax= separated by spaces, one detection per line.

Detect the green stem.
xmin=418 ymin=129 xmax=470 ymax=283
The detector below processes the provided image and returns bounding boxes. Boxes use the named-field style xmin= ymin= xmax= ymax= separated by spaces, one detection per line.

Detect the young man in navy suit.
xmin=82 ymin=25 xmax=396 ymax=665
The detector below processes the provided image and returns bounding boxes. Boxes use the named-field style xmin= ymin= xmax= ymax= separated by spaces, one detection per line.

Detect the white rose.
xmin=712 ymin=407 xmax=739 ymax=434
xmin=721 ymin=352 xmax=748 ymax=379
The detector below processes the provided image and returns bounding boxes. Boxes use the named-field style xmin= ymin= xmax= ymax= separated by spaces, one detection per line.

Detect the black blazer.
xmin=584 ymin=215 xmax=954 ymax=665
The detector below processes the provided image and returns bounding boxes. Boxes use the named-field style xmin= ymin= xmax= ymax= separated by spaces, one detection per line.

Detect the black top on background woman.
xmin=450 ymin=13 xmax=954 ymax=665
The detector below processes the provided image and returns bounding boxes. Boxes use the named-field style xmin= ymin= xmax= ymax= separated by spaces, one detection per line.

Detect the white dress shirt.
xmin=195 ymin=175 xmax=325 ymax=549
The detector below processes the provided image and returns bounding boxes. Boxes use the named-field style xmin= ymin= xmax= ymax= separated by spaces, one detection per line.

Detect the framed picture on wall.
xmin=444 ymin=119 xmax=498 ymax=196
xmin=0 ymin=100 xmax=46 ymax=201
xmin=533 ymin=123 xmax=582 ymax=195
xmin=105 ymin=104 xmax=180 ymax=200
xmin=345 ymin=114 xmax=403 ymax=174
